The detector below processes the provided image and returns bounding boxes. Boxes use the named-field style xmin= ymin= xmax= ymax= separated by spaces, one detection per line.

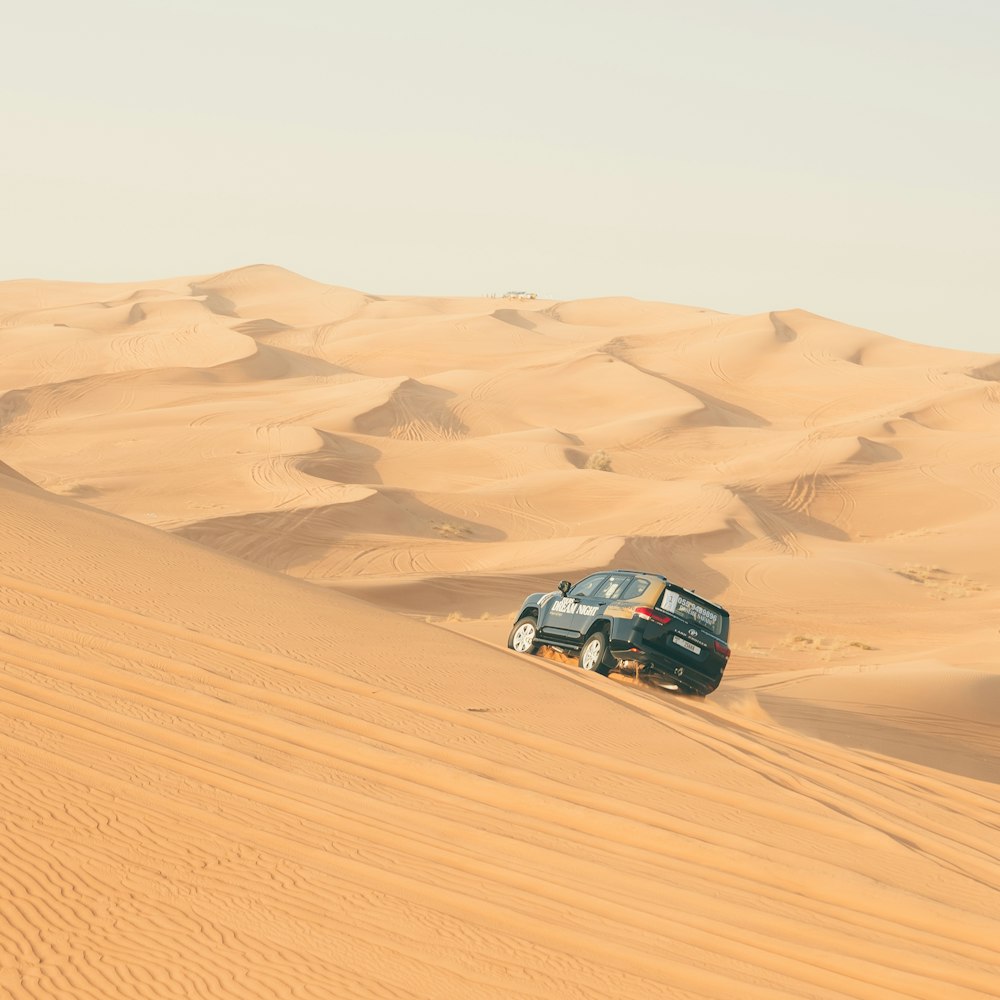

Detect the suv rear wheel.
xmin=579 ymin=631 xmax=612 ymax=675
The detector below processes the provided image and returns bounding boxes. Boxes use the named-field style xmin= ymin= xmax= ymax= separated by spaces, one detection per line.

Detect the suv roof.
xmin=608 ymin=570 xmax=729 ymax=615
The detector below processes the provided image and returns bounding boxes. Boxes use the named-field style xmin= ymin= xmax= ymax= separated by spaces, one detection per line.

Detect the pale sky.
xmin=4 ymin=1 xmax=998 ymax=353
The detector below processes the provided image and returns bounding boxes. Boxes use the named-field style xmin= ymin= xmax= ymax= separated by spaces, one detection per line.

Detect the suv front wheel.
xmin=508 ymin=616 xmax=539 ymax=654
xmin=578 ymin=631 xmax=612 ymax=675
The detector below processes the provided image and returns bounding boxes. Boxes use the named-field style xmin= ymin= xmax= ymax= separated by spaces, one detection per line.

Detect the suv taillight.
xmin=634 ymin=607 xmax=672 ymax=625
xmin=713 ymin=640 xmax=731 ymax=660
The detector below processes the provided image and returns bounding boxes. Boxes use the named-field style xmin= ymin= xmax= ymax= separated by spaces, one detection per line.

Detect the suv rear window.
xmin=658 ymin=588 xmax=727 ymax=637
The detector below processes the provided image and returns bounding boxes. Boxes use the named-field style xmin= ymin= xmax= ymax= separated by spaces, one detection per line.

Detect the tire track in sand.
xmin=2 ymin=573 xmax=998 ymax=999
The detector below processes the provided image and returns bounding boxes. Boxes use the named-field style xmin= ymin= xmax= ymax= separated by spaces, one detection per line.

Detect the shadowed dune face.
xmin=746 ymin=665 xmax=1000 ymax=782
xmin=1 ymin=267 xmax=999 ymax=998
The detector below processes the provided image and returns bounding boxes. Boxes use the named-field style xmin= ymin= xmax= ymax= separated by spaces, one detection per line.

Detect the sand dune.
xmin=1 ymin=266 xmax=998 ymax=998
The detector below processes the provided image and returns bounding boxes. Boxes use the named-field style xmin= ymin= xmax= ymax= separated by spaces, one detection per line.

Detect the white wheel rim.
xmin=512 ymin=623 xmax=535 ymax=651
xmin=582 ymin=639 xmax=600 ymax=670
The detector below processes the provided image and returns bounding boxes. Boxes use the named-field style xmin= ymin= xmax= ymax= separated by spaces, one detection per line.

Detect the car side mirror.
xmin=558 ymin=580 xmax=571 ymax=595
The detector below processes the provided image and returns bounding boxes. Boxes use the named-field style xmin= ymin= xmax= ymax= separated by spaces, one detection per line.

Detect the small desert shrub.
xmin=892 ymin=564 xmax=986 ymax=599
xmin=585 ymin=449 xmax=612 ymax=472
xmin=780 ymin=634 xmax=875 ymax=659
xmin=65 ymin=482 xmax=101 ymax=497
xmin=434 ymin=521 xmax=472 ymax=538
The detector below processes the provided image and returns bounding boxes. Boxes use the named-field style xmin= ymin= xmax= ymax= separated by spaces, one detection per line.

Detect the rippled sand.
xmin=1 ymin=266 xmax=998 ymax=998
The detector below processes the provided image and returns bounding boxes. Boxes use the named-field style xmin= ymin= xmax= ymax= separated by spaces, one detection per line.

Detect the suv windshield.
xmin=658 ymin=587 xmax=727 ymax=638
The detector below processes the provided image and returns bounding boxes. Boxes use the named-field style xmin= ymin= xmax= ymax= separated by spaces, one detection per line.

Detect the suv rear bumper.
xmin=609 ymin=647 xmax=724 ymax=696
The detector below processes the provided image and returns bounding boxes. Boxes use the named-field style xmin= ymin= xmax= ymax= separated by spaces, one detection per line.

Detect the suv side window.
xmin=620 ymin=576 xmax=651 ymax=601
xmin=569 ymin=575 xmax=607 ymax=599
xmin=597 ymin=574 xmax=631 ymax=600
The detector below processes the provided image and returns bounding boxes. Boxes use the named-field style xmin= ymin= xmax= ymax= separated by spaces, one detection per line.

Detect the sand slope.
xmin=1 ymin=267 xmax=999 ymax=998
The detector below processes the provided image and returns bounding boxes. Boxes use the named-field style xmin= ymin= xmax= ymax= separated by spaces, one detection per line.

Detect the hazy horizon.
xmin=4 ymin=0 xmax=998 ymax=354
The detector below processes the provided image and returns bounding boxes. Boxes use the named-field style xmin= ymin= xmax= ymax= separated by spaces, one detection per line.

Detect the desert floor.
xmin=1 ymin=265 xmax=998 ymax=998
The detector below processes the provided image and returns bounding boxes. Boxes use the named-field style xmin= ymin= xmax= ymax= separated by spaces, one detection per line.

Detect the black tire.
xmin=507 ymin=615 xmax=539 ymax=654
xmin=578 ymin=630 xmax=612 ymax=675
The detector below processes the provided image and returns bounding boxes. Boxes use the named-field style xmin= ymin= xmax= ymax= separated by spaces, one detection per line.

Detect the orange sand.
xmin=0 ymin=265 xmax=998 ymax=998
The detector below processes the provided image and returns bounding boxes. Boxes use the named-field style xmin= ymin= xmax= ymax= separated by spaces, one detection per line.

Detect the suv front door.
xmin=539 ymin=573 xmax=608 ymax=641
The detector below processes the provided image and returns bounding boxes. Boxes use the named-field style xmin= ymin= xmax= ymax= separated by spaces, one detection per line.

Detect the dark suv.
xmin=507 ymin=570 xmax=731 ymax=695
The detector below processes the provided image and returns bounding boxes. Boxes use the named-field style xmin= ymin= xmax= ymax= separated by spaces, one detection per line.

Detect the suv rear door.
xmin=657 ymin=588 xmax=728 ymax=641
xmin=649 ymin=586 xmax=730 ymax=679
